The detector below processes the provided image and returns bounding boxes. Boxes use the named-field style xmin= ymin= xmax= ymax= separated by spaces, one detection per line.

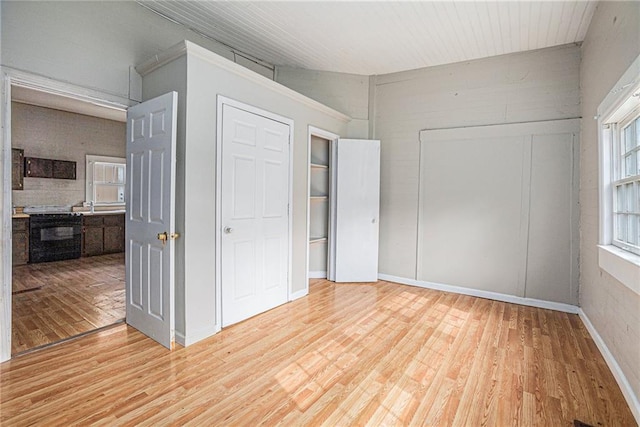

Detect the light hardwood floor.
xmin=1 ymin=279 xmax=635 ymax=425
xmin=12 ymin=254 xmax=125 ymax=355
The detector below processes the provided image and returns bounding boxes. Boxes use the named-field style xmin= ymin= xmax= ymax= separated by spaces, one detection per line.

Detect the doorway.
xmin=5 ymin=81 xmax=129 ymax=356
xmin=307 ymin=127 xmax=339 ymax=284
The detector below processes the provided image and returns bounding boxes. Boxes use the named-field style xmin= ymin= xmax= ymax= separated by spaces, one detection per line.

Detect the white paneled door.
xmin=330 ymin=139 xmax=381 ymax=282
xmin=125 ymin=92 xmax=177 ymax=349
xmin=221 ymin=104 xmax=290 ymax=327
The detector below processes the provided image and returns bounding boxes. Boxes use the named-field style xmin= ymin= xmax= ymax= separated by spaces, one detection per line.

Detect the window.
xmin=612 ymin=111 xmax=640 ymax=255
xmin=597 ymin=55 xmax=640 ymax=294
xmin=85 ymin=155 xmax=126 ymax=205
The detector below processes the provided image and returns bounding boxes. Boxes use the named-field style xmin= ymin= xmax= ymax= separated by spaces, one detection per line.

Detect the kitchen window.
xmin=86 ymin=155 xmax=126 ymax=206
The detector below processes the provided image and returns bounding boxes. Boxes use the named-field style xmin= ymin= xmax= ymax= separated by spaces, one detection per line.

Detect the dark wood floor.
xmin=12 ymin=253 xmax=125 ymax=355
xmin=1 ymin=279 xmax=635 ymax=425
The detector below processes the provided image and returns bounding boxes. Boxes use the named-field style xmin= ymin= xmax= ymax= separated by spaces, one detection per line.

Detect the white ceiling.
xmin=139 ymin=1 xmax=597 ymax=76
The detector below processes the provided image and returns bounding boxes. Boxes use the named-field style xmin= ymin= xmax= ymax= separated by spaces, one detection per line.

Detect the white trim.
xmin=289 ymin=288 xmax=308 ymax=301
xmin=308 ymin=271 xmax=328 ymax=279
xmin=1 ymin=75 xmax=12 ymax=363
xmin=137 ymin=41 xmax=350 ymax=123
xmin=378 ymin=274 xmax=579 ymax=314
xmin=578 ymin=308 xmax=640 ymax=424
xmin=419 ymin=118 xmax=581 ymax=141
xmin=1 ymin=66 xmax=133 ymax=110
xmin=215 ymin=98 xmax=223 ymax=332
xmin=175 ymin=323 xmax=220 ymax=347
xmin=306 ymin=126 xmax=339 ymax=291
xmin=215 ymin=96 xmax=295 ymax=331
xmin=599 ymin=122 xmax=614 ymax=244
xmin=598 ymin=245 xmax=640 ymax=295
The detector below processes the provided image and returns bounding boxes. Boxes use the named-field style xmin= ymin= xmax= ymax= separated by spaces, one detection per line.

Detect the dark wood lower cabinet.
xmin=104 ymin=224 xmax=125 ymax=253
xmin=83 ymin=226 xmax=105 ymax=257
xmin=12 ymin=218 xmax=29 ymax=266
xmin=82 ymin=214 xmax=125 ymax=257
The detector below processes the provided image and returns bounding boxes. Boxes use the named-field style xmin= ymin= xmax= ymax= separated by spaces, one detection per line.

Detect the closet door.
xmin=331 ymin=139 xmax=380 ymax=282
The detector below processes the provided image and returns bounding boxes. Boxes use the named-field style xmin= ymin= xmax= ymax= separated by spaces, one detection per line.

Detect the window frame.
xmin=85 ymin=155 xmax=126 ymax=206
xmin=596 ymin=54 xmax=640 ymax=295
xmin=611 ymin=110 xmax=640 ymax=255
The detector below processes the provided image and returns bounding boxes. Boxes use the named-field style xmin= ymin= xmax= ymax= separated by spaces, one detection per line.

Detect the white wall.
xmin=579 ymin=1 xmax=640 ymax=405
xmin=141 ymin=43 xmax=350 ymax=344
xmin=373 ymin=44 xmax=581 ymax=283
xmin=11 ymin=102 xmax=125 ymax=207
xmin=276 ymin=67 xmax=370 ymax=138
xmin=417 ymin=120 xmax=579 ymax=304
xmin=0 ymin=1 xmax=273 ymax=101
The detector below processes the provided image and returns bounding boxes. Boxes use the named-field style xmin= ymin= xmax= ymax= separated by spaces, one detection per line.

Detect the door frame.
xmin=0 ymin=68 xmax=131 ymax=362
xmin=215 ymin=96 xmax=294 ymax=331
xmin=306 ymin=126 xmax=339 ymax=288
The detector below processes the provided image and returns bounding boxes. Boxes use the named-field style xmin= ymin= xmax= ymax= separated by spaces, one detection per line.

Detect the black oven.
xmin=29 ymin=214 xmax=82 ymax=263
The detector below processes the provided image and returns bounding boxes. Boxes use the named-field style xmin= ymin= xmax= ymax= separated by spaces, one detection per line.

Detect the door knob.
xmin=224 ymin=227 xmax=233 ymax=234
xmin=157 ymin=232 xmax=168 ymax=245
xmin=157 ymin=232 xmax=180 ymax=246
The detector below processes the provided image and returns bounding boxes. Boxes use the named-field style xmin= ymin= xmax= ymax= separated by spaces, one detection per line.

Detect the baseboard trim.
xmin=290 ymin=288 xmax=308 ymax=301
xmin=378 ymin=274 xmax=579 ymax=314
xmin=309 ymin=271 xmax=327 ymax=279
xmin=578 ymin=309 xmax=640 ymax=423
xmin=175 ymin=324 xmax=219 ymax=347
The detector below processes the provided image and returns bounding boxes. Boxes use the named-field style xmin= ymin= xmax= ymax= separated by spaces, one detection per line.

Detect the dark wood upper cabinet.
xmin=24 ymin=157 xmax=53 ymax=178
xmin=24 ymin=157 xmax=76 ymax=180
xmin=12 ymin=148 xmax=24 ymax=190
xmin=52 ymin=160 xmax=76 ymax=180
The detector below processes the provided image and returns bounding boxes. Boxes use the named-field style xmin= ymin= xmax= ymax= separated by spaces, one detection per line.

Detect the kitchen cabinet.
xmin=82 ymin=213 xmax=125 ymax=257
xmin=12 ymin=217 xmax=29 ymax=266
xmin=12 ymin=148 xmax=24 ymax=190
xmin=25 ymin=157 xmax=76 ymax=180
xmin=52 ymin=160 xmax=76 ymax=180
xmin=24 ymin=157 xmax=52 ymax=178
xmin=103 ymin=214 xmax=125 ymax=253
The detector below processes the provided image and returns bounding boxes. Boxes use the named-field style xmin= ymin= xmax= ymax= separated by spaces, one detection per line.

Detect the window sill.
xmin=598 ymin=245 xmax=640 ymax=296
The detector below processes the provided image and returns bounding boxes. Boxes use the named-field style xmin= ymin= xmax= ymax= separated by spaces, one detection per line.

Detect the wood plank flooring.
xmin=11 ymin=254 xmax=125 ymax=355
xmin=1 ymin=279 xmax=635 ymax=426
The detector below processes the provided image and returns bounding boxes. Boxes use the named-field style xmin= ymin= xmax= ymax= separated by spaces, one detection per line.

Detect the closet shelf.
xmin=310 ymin=195 xmax=328 ymax=201
xmin=310 ymin=163 xmax=329 ymax=169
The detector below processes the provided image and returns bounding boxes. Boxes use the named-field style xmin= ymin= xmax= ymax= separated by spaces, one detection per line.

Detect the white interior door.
xmin=125 ymin=92 xmax=177 ymax=349
xmin=221 ymin=104 xmax=290 ymax=327
xmin=332 ymin=139 xmax=381 ymax=282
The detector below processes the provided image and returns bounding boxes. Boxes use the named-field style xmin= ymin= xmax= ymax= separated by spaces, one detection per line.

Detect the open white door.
xmin=125 ymin=92 xmax=177 ymax=349
xmin=330 ymin=139 xmax=380 ymax=282
xmin=220 ymin=103 xmax=291 ymax=327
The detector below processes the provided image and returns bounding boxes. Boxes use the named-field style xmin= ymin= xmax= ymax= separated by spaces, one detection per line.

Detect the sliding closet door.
xmin=332 ymin=139 xmax=380 ymax=282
